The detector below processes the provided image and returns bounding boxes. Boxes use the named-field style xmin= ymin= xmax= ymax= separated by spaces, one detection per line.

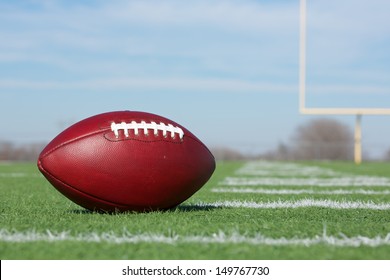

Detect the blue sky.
xmin=0 ymin=0 xmax=389 ymax=158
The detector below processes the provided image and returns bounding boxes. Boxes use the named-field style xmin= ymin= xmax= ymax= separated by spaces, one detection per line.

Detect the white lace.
xmin=111 ymin=121 xmax=184 ymax=139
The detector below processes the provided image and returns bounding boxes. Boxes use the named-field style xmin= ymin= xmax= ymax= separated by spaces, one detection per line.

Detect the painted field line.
xmin=194 ymin=199 xmax=390 ymax=210
xmin=212 ymin=187 xmax=390 ymax=195
xmin=1 ymin=229 xmax=390 ymax=247
xmin=236 ymin=161 xmax=342 ymax=177
xmin=221 ymin=176 xmax=390 ymax=187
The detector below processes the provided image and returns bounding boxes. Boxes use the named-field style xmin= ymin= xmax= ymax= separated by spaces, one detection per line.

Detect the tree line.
xmin=1 ymin=118 xmax=389 ymax=161
xmin=212 ymin=118 xmax=390 ymax=161
xmin=0 ymin=141 xmax=45 ymax=161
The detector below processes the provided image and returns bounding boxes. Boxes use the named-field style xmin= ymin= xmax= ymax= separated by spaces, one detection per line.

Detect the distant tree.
xmin=291 ymin=118 xmax=354 ymax=160
xmin=211 ymin=147 xmax=246 ymax=161
xmin=384 ymin=148 xmax=390 ymax=161
xmin=262 ymin=142 xmax=292 ymax=161
xmin=0 ymin=140 xmax=45 ymax=161
xmin=0 ymin=141 xmax=13 ymax=161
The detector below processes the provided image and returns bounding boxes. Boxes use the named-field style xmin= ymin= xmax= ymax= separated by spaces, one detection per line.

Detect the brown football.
xmin=37 ymin=111 xmax=215 ymax=212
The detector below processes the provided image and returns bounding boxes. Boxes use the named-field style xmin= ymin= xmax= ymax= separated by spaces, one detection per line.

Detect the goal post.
xmin=299 ymin=0 xmax=390 ymax=164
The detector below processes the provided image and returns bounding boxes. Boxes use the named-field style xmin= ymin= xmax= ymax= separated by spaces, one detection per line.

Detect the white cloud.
xmin=100 ymin=0 xmax=297 ymax=32
xmin=307 ymin=0 xmax=390 ymax=36
xmin=0 ymin=0 xmax=298 ymax=65
xmin=306 ymin=0 xmax=390 ymax=65
xmin=0 ymin=0 xmax=388 ymax=94
xmin=0 ymin=77 xmax=295 ymax=93
xmin=1 ymin=1 xmax=298 ymax=42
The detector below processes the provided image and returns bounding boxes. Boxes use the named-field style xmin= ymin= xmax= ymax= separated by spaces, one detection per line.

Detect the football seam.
xmin=38 ymin=160 xmax=133 ymax=209
xmin=188 ymin=135 xmax=215 ymax=159
xmin=39 ymin=129 xmax=111 ymax=159
xmin=40 ymin=117 xmax=213 ymax=160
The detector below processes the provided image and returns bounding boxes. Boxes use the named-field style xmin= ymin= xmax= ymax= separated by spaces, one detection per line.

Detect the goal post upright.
xmin=299 ymin=0 xmax=390 ymax=164
xmin=355 ymin=114 xmax=362 ymax=164
xmin=299 ymin=0 xmax=307 ymax=115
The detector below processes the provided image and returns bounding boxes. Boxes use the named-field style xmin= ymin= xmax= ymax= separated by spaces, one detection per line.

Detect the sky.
xmin=0 ymin=0 xmax=389 ymax=158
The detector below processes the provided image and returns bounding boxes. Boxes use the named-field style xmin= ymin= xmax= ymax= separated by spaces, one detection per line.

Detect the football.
xmin=37 ymin=111 xmax=215 ymax=212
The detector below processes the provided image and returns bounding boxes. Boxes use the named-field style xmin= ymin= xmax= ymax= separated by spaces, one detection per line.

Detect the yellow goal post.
xmin=299 ymin=0 xmax=390 ymax=164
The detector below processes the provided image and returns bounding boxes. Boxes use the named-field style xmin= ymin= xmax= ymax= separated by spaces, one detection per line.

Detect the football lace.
xmin=111 ymin=121 xmax=184 ymax=139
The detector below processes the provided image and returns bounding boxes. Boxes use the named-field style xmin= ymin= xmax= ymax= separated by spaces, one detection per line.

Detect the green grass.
xmin=1 ymin=161 xmax=390 ymax=259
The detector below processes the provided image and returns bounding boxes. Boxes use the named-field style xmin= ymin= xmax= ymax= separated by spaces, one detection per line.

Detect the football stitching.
xmin=111 ymin=121 xmax=184 ymax=140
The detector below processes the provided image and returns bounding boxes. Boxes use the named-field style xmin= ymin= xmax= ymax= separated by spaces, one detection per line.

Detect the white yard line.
xmin=0 ymin=229 xmax=389 ymax=247
xmin=236 ymin=161 xmax=343 ymax=177
xmin=221 ymin=176 xmax=390 ymax=187
xmin=212 ymin=187 xmax=390 ymax=195
xmin=194 ymin=199 xmax=390 ymax=210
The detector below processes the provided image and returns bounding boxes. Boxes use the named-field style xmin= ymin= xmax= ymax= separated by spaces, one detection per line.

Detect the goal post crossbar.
xmin=300 ymin=107 xmax=390 ymax=115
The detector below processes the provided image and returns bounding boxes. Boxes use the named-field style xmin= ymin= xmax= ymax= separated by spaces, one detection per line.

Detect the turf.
xmin=1 ymin=161 xmax=390 ymax=259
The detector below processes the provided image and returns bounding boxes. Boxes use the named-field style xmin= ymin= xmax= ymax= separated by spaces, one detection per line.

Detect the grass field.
xmin=1 ymin=160 xmax=390 ymax=259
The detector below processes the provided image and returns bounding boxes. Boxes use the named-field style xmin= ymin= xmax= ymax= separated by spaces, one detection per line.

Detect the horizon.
xmin=1 ymin=0 xmax=389 ymax=158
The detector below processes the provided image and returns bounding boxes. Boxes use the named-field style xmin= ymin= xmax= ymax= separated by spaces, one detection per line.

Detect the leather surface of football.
xmin=37 ymin=111 xmax=215 ymax=212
